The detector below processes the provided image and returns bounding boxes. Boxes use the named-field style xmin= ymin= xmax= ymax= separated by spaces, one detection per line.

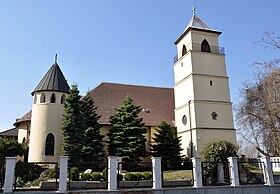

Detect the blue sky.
xmin=0 ymin=1 xmax=279 ymax=131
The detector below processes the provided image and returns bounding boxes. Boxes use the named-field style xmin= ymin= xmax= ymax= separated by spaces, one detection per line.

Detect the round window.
xmin=182 ymin=115 xmax=187 ymax=125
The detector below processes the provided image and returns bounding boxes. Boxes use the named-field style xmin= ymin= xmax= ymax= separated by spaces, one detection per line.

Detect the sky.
xmin=0 ymin=1 xmax=279 ymax=131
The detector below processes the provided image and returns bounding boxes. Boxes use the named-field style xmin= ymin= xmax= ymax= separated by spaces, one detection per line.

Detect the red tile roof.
xmin=88 ymin=83 xmax=175 ymax=127
xmin=14 ymin=111 xmax=31 ymax=125
xmin=15 ymin=83 xmax=175 ymax=127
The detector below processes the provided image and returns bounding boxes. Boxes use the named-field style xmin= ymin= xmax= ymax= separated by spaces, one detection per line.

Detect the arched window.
xmin=50 ymin=93 xmax=56 ymax=103
xmin=201 ymin=39 xmax=211 ymax=53
xmin=182 ymin=45 xmax=187 ymax=56
xmin=33 ymin=95 xmax=37 ymax=104
xmin=61 ymin=94 xmax=66 ymax=104
xmin=45 ymin=133 xmax=55 ymax=156
xmin=211 ymin=112 xmax=218 ymax=120
xmin=22 ymin=137 xmax=26 ymax=144
xmin=40 ymin=93 xmax=46 ymax=103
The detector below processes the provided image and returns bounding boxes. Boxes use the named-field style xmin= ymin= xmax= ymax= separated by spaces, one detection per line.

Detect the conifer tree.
xmin=108 ymin=96 xmax=147 ymax=163
xmin=81 ymin=94 xmax=105 ymax=162
xmin=151 ymin=121 xmax=183 ymax=169
xmin=62 ymin=84 xmax=85 ymax=164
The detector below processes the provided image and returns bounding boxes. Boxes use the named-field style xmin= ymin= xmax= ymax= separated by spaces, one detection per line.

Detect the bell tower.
xmin=173 ymin=11 xmax=236 ymax=157
xmin=28 ymin=56 xmax=70 ymax=162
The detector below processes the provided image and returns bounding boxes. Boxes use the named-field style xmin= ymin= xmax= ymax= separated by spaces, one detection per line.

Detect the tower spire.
xmin=192 ymin=5 xmax=196 ymax=16
xmin=55 ymin=54 xmax=58 ymax=64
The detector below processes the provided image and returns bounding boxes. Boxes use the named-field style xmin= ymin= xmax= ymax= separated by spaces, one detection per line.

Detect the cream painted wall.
xmin=174 ymin=77 xmax=194 ymax=108
xmin=194 ymin=102 xmax=234 ymax=129
xmin=174 ymin=53 xmax=193 ymax=84
xmin=28 ymin=91 xmax=67 ymax=162
xmin=193 ymin=75 xmax=230 ymax=102
xmin=17 ymin=128 xmax=27 ymax=143
xmin=191 ymin=52 xmax=227 ymax=76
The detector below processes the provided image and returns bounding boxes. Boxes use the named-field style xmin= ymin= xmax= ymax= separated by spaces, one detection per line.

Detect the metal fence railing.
xmin=0 ymin=165 xmax=5 ymax=193
xmin=117 ymin=161 xmax=153 ymax=189
xmin=162 ymin=161 xmax=193 ymax=188
xmin=238 ymin=161 xmax=265 ymax=185
xmin=14 ymin=161 xmax=59 ymax=192
xmin=201 ymin=161 xmax=230 ymax=186
xmin=68 ymin=160 xmax=107 ymax=190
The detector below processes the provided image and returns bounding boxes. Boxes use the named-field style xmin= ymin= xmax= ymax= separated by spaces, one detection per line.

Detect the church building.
xmin=11 ymin=12 xmax=236 ymax=162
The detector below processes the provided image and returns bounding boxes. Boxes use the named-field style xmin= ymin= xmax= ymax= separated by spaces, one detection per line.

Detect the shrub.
xmin=46 ymin=168 xmax=57 ymax=179
xmin=70 ymin=167 xmax=80 ymax=181
xmin=124 ymin=172 xmax=137 ymax=181
xmin=91 ymin=172 xmax=102 ymax=181
xmin=134 ymin=172 xmax=144 ymax=181
xmin=102 ymin=168 xmax=107 ymax=180
xmin=15 ymin=162 xmax=43 ymax=183
xmin=81 ymin=173 xmax=92 ymax=181
xmin=143 ymin=172 xmax=152 ymax=180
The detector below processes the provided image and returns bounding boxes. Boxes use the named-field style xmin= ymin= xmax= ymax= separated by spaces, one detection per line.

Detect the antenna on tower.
xmin=55 ymin=54 xmax=58 ymax=64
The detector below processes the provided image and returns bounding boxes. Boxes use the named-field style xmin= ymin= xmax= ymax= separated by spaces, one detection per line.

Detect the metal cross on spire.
xmin=55 ymin=54 xmax=58 ymax=64
xmin=192 ymin=5 xmax=196 ymax=16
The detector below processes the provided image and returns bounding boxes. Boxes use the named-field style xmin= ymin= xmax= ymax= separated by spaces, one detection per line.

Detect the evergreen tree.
xmin=61 ymin=84 xmax=85 ymax=164
xmin=108 ymin=96 xmax=147 ymax=163
xmin=151 ymin=121 xmax=183 ymax=169
xmin=81 ymin=94 xmax=105 ymax=162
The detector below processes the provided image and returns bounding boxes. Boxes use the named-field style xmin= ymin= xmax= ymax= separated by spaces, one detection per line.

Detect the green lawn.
xmin=163 ymin=170 xmax=193 ymax=180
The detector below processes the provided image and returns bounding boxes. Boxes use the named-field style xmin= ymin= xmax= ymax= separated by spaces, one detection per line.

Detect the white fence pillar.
xmin=4 ymin=157 xmax=17 ymax=193
xmin=152 ymin=157 xmax=162 ymax=189
xmin=227 ymin=157 xmax=240 ymax=187
xmin=108 ymin=156 xmax=118 ymax=190
xmin=261 ymin=156 xmax=274 ymax=186
xmin=59 ymin=156 xmax=68 ymax=192
xmin=191 ymin=157 xmax=202 ymax=188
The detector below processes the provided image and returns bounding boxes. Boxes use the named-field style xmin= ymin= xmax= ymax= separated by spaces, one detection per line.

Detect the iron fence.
xmin=162 ymin=161 xmax=193 ymax=188
xmin=201 ymin=161 xmax=230 ymax=186
xmin=117 ymin=161 xmax=153 ymax=189
xmin=238 ymin=161 xmax=265 ymax=185
xmin=0 ymin=165 xmax=5 ymax=193
xmin=13 ymin=161 xmax=59 ymax=192
xmin=68 ymin=160 xmax=107 ymax=190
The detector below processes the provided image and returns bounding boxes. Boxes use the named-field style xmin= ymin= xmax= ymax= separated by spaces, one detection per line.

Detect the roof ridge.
xmin=99 ymin=82 xmax=173 ymax=90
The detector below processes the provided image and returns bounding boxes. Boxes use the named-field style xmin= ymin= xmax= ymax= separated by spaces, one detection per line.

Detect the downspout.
xmin=188 ymin=100 xmax=193 ymax=158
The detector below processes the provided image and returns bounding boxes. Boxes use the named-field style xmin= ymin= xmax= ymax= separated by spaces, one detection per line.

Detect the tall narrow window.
xmin=201 ymin=39 xmax=211 ymax=53
xmin=210 ymin=80 xmax=213 ymax=86
xmin=50 ymin=93 xmax=56 ymax=103
xmin=33 ymin=95 xmax=37 ymax=104
xmin=45 ymin=133 xmax=55 ymax=155
xmin=61 ymin=94 xmax=66 ymax=104
xmin=211 ymin=112 xmax=218 ymax=120
xmin=182 ymin=45 xmax=187 ymax=56
xmin=40 ymin=93 xmax=46 ymax=103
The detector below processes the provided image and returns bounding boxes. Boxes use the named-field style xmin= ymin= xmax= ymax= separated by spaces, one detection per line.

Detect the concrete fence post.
xmin=227 ymin=157 xmax=240 ymax=187
xmin=191 ymin=157 xmax=202 ymax=188
xmin=59 ymin=156 xmax=68 ymax=192
xmin=261 ymin=156 xmax=274 ymax=186
xmin=152 ymin=157 xmax=162 ymax=189
xmin=108 ymin=156 xmax=118 ymax=190
xmin=4 ymin=157 xmax=17 ymax=193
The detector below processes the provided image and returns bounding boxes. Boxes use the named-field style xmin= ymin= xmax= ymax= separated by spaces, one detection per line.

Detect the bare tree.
xmin=236 ymin=32 xmax=280 ymax=156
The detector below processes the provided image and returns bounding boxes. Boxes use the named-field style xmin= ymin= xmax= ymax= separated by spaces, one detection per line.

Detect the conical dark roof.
xmin=32 ymin=63 xmax=70 ymax=95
